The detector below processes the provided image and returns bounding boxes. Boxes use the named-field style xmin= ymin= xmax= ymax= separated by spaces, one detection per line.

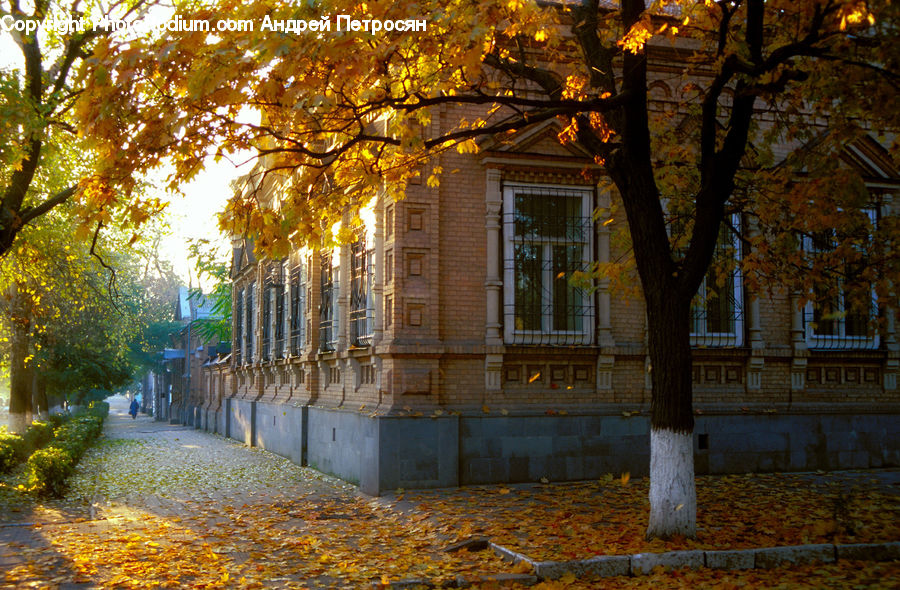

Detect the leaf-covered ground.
xmin=399 ymin=469 xmax=900 ymax=562
xmin=1 ymin=397 xmax=898 ymax=589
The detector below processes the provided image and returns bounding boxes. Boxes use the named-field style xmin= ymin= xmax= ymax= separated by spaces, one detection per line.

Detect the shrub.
xmin=0 ymin=417 xmax=68 ymax=475
xmin=23 ymin=421 xmax=54 ymax=451
xmin=87 ymin=401 xmax=110 ymax=420
xmin=46 ymin=413 xmax=67 ymax=428
xmin=26 ymin=447 xmax=75 ymax=497
xmin=0 ymin=432 xmax=24 ymax=474
xmin=27 ymin=412 xmax=106 ymax=497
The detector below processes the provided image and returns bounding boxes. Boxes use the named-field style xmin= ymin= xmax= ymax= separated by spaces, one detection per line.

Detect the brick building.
xmin=196 ymin=107 xmax=900 ymax=495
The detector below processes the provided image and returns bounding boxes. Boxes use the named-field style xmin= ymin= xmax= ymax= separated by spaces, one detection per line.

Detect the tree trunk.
xmin=645 ymin=293 xmax=697 ymax=539
xmin=8 ymin=319 xmax=32 ymax=434
xmin=34 ymin=373 xmax=49 ymax=420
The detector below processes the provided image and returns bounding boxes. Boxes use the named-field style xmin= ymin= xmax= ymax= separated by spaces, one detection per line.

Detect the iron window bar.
xmin=290 ymin=263 xmax=305 ymax=356
xmin=502 ymin=184 xmax=595 ymax=346
xmin=244 ymin=282 xmax=255 ymax=363
xmin=262 ymin=275 xmax=272 ymax=362
xmin=234 ymin=288 xmax=243 ymax=366
xmin=319 ymin=251 xmax=337 ymax=352
xmin=350 ymin=239 xmax=374 ymax=347
xmin=689 ymin=214 xmax=745 ymax=348
xmin=802 ymin=209 xmax=880 ymax=350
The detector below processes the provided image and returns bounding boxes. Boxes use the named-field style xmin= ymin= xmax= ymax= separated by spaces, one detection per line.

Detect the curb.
xmin=373 ymin=572 xmax=539 ymax=588
xmin=489 ymin=540 xmax=900 ymax=580
xmin=375 ymin=540 xmax=900 ymax=588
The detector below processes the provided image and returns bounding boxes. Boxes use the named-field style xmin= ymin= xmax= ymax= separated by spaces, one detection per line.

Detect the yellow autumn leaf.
xmin=560 ymin=571 xmax=577 ymax=584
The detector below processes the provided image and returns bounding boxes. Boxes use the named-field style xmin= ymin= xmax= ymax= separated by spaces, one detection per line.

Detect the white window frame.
xmin=690 ymin=213 xmax=745 ymax=347
xmin=803 ymin=208 xmax=879 ymax=350
xmin=502 ymin=183 xmax=595 ymax=346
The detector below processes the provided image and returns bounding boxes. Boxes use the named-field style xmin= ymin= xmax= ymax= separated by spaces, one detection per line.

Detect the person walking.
xmin=129 ymin=398 xmax=140 ymax=419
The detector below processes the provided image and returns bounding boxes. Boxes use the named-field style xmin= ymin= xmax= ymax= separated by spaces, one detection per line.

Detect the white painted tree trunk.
xmin=646 ymin=427 xmax=697 ymax=539
xmin=8 ymin=412 xmax=27 ymax=435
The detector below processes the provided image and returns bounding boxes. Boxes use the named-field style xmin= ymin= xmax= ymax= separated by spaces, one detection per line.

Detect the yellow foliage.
xmin=618 ymin=13 xmax=654 ymax=54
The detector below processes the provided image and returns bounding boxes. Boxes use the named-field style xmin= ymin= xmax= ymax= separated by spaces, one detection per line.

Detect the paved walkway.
xmin=0 ymin=398 xmax=513 ymax=588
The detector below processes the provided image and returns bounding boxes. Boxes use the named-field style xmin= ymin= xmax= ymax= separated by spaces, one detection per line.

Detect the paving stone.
xmin=754 ymin=544 xmax=835 ymax=568
xmin=489 ymin=542 xmax=534 ymax=566
xmin=581 ymin=554 xmax=632 ymax=577
xmin=836 ymin=542 xmax=900 ymax=562
xmin=531 ymin=560 xmax=570 ymax=579
xmin=705 ymin=549 xmax=755 ymax=570
xmin=631 ymin=550 xmax=705 ymax=575
xmin=529 ymin=555 xmax=630 ymax=579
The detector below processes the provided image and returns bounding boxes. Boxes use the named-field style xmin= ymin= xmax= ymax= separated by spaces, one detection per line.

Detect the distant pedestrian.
xmin=129 ymin=399 xmax=139 ymax=419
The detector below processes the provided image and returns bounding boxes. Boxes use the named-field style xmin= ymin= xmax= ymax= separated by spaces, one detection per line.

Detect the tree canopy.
xmin=0 ymin=208 xmax=181 ymax=423
xmin=0 ymin=0 xmax=167 ymax=259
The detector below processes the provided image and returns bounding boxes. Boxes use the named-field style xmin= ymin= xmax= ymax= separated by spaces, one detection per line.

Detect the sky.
xmin=157 ymin=164 xmax=242 ymax=290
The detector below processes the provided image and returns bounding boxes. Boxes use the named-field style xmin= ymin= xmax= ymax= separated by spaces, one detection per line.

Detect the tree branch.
xmin=19 ymin=185 xmax=78 ymax=226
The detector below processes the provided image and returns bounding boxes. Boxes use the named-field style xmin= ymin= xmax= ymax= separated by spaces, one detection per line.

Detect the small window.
xmin=502 ymin=184 xmax=594 ymax=345
xmin=234 ymin=287 xmax=244 ymax=365
xmin=350 ymin=236 xmax=375 ymax=347
xmin=290 ymin=259 xmax=306 ymax=355
xmin=690 ymin=214 xmax=744 ymax=347
xmin=803 ymin=209 xmax=879 ymax=350
xmin=244 ymin=282 xmax=255 ymax=363
xmin=262 ymin=275 xmax=272 ymax=362
xmin=272 ymin=261 xmax=286 ymax=359
xmin=319 ymin=251 xmax=339 ymax=352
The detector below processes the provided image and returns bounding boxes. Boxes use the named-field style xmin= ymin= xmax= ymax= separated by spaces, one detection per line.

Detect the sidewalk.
xmin=1 ymin=396 xmax=898 ymax=588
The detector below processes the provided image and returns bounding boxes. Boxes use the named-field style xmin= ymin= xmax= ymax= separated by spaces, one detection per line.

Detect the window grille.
xmin=319 ymin=251 xmax=338 ymax=352
xmin=245 ymin=282 xmax=255 ymax=362
xmin=690 ymin=214 xmax=744 ymax=347
xmin=274 ymin=262 xmax=286 ymax=359
xmin=262 ymin=276 xmax=272 ymax=362
xmin=350 ymin=238 xmax=375 ymax=347
xmin=503 ymin=184 xmax=595 ymax=345
xmin=234 ymin=288 xmax=243 ymax=365
xmin=290 ymin=260 xmax=305 ymax=355
xmin=803 ymin=209 xmax=879 ymax=350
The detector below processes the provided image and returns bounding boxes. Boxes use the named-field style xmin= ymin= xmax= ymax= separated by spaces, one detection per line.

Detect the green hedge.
xmin=0 ymin=415 xmax=66 ymax=475
xmin=26 ymin=447 xmax=75 ymax=497
xmin=0 ymin=432 xmax=22 ymax=474
xmin=26 ymin=406 xmax=107 ymax=497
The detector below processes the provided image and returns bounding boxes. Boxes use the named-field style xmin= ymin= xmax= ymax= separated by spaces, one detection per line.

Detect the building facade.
xmin=194 ymin=110 xmax=900 ymax=495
